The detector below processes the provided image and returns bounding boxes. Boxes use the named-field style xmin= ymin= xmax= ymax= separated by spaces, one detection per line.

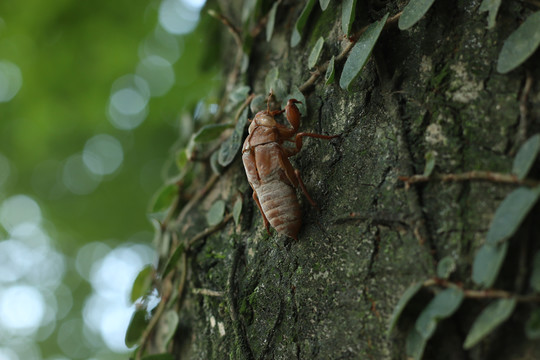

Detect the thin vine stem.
xmin=399 ymin=171 xmax=540 ymax=188
xmin=424 ymin=278 xmax=540 ymax=303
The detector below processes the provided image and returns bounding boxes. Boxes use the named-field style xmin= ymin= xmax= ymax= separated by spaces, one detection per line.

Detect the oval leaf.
xmin=130 ymin=265 xmax=154 ymax=303
xmin=497 ymin=11 xmax=540 ymax=73
xmin=149 ymin=184 xmax=178 ymax=214
xmin=320 ymin=0 xmax=331 ymax=11
xmin=291 ymin=0 xmax=317 ymax=47
xmin=512 ymin=134 xmax=540 ymax=180
xmin=207 ymin=200 xmax=226 ymax=226
xmin=233 ymin=197 xmax=243 ymax=225
xmin=463 ymin=298 xmax=517 ymax=349
xmin=228 ymin=85 xmax=250 ymax=107
xmin=217 ymin=108 xmax=248 ymax=167
xmin=398 ymin=0 xmax=436 ymax=31
xmin=266 ymin=2 xmax=279 ymax=42
xmin=325 ymin=56 xmax=335 ymax=84
xmin=308 ymin=37 xmax=325 ymax=69
xmin=193 ymin=124 xmax=232 ymax=143
xmin=163 ymin=243 xmax=185 ymax=277
xmin=436 ymin=256 xmax=456 ymax=279
xmin=525 ymin=308 xmax=540 ymax=339
xmin=423 ymin=151 xmax=436 ymax=177
xmin=387 ymin=282 xmax=424 ymax=335
xmin=265 ymin=68 xmax=287 ymax=101
xmin=176 ymin=148 xmax=189 ymax=170
xmin=479 ymin=0 xmax=502 ymax=29
xmin=406 ymin=327 xmax=428 ymax=360
xmin=160 ymin=310 xmax=179 ymax=345
xmin=486 ymin=187 xmax=540 ymax=245
xmin=472 ymin=242 xmax=509 ymax=288
xmin=125 ymin=309 xmax=148 ymax=347
xmin=340 ymin=13 xmax=389 ymax=91
xmin=415 ymin=287 xmax=464 ymax=339
xmin=341 ymin=0 xmax=358 ymax=36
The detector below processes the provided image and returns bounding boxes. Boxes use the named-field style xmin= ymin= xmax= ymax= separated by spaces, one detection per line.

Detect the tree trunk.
xmin=149 ymin=1 xmax=540 ymax=359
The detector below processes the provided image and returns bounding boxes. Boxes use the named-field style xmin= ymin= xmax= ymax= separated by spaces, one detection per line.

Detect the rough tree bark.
xmin=149 ymin=1 xmax=540 ymax=359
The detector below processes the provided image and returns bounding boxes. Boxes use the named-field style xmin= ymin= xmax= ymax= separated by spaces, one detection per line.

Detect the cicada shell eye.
xmin=257 ymin=114 xmax=276 ymax=127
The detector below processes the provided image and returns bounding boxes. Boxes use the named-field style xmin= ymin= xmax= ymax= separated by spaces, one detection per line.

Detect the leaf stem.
xmin=399 ymin=171 xmax=540 ymax=188
xmin=424 ymin=278 xmax=540 ymax=302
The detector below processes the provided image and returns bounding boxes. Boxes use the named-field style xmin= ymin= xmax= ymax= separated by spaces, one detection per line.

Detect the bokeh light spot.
xmin=136 ymin=55 xmax=175 ymax=97
xmin=83 ymin=134 xmax=124 ymax=176
xmin=75 ymin=242 xmax=111 ymax=281
xmin=0 ymin=195 xmax=41 ymax=231
xmin=0 ymin=60 xmax=22 ymax=102
xmin=107 ymin=75 xmax=150 ymax=130
xmin=62 ymin=154 xmax=102 ymax=195
xmin=56 ymin=319 xmax=93 ymax=359
xmin=83 ymin=244 xmax=154 ymax=352
xmin=159 ymin=0 xmax=200 ymax=35
xmin=139 ymin=26 xmax=183 ymax=64
xmin=0 ymin=285 xmax=45 ymax=334
xmin=0 ymin=347 xmax=19 ymax=360
xmin=0 ymin=240 xmax=31 ymax=282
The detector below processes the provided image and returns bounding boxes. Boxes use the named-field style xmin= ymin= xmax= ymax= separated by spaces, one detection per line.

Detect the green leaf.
xmin=160 ymin=310 xmax=179 ymax=345
xmin=479 ymin=0 xmax=501 ymax=29
xmin=512 ymin=134 xmax=540 ymax=180
xmin=423 ymin=151 xmax=436 ymax=177
xmin=415 ymin=287 xmax=464 ymax=339
xmin=265 ymin=68 xmax=287 ymax=101
xmin=193 ymin=124 xmax=232 ymax=143
xmin=125 ymin=309 xmax=148 ymax=347
xmin=320 ymin=0 xmax=331 ymax=11
xmin=283 ymin=86 xmax=307 ymax=117
xmin=525 ymin=308 xmax=540 ymax=339
xmin=398 ymin=0 xmax=436 ymax=31
xmin=463 ymin=298 xmax=517 ymax=349
xmin=210 ymin=151 xmax=224 ymax=175
xmin=341 ymin=0 xmax=357 ymax=36
xmin=265 ymin=67 xmax=279 ymax=94
xmin=340 ymin=13 xmax=389 ymax=91
xmin=291 ymin=0 xmax=317 ymax=47
xmin=233 ymin=197 xmax=243 ymax=225
xmin=436 ymin=256 xmax=456 ymax=279
xmin=130 ymin=265 xmax=154 ymax=303
xmin=472 ymin=242 xmax=509 ymax=288
xmin=163 ymin=243 xmax=185 ymax=277
xmin=406 ymin=327 xmax=428 ymax=360
xmin=530 ymin=251 xmax=540 ymax=293
xmin=207 ymin=200 xmax=226 ymax=226
xmin=486 ymin=187 xmax=540 ymax=245
xmin=387 ymin=282 xmax=423 ymax=335
xmin=176 ymin=148 xmax=188 ymax=170
xmin=497 ymin=11 xmax=540 ymax=74
xmin=141 ymin=354 xmax=175 ymax=360
xmin=266 ymin=2 xmax=279 ymax=42
xmin=149 ymin=184 xmax=178 ymax=214
xmin=308 ymin=37 xmax=324 ymax=69
xmin=325 ymin=56 xmax=335 ymax=84
xmin=228 ymin=85 xmax=251 ymax=108
xmin=218 ymin=107 xmax=248 ymax=167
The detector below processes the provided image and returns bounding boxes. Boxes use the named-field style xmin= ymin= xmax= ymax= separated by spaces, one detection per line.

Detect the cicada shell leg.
xmin=294 ymin=169 xmax=318 ymax=209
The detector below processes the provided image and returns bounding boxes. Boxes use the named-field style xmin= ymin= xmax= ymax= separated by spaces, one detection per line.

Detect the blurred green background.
xmin=0 ymin=0 xmax=220 ymax=358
